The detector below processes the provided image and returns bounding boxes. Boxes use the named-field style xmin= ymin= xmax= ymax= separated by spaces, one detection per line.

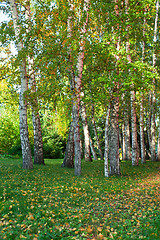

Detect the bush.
xmin=43 ymin=134 xmax=65 ymax=159
xmin=0 ymin=111 xmax=20 ymax=154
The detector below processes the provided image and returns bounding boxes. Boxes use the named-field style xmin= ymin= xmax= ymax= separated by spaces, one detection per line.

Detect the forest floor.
xmin=0 ymin=157 xmax=159 ymax=240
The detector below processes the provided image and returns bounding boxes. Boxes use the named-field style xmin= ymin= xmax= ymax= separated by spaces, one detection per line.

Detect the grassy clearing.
xmin=0 ymin=158 xmax=160 ymax=240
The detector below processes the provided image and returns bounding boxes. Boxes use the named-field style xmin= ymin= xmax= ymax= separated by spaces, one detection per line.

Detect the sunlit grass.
xmin=0 ymin=158 xmax=160 ymax=239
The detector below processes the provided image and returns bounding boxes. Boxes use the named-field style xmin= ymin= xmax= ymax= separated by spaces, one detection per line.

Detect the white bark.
xmin=157 ymin=121 xmax=160 ymax=161
xmin=80 ymin=95 xmax=92 ymax=162
xmin=140 ymin=13 xmax=146 ymax=164
xmin=124 ymin=110 xmax=131 ymax=160
xmin=151 ymin=0 xmax=159 ymax=161
xmin=104 ymin=105 xmax=110 ymax=177
xmin=130 ymin=89 xmax=139 ymax=166
xmin=140 ymin=97 xmax=145 ymax=163
xmin=125 ymin=0 xmax=138 ymax=166
xmin=122 ymin=93 xmax=131 ymax=161
xmin=89 ymin=136 xmax=98 ymax=160
xmin=109 ymin=95 xmax=120 ymax=175
xmin=68 ymin=0 xmax=90 ymax=175
xmin=25 ymin=3 xmax=44 ymax=165
xmin=91 ymin=105 xmax=103 ymax=160
xmin=9 ymin=0 xmax=33 ymax=169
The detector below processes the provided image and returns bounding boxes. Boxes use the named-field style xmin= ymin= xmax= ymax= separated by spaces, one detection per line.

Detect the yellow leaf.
xmin=98 ymin=233 xmax=104 ymax=239
xmin=97 ymin=227 xmax=102 ymax=232
xmin=87 ymin=225 xmax=93 ymax=233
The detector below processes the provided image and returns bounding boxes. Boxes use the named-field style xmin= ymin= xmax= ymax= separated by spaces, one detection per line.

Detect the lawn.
xmin=0 ymin=157 xmax=160 ymax=240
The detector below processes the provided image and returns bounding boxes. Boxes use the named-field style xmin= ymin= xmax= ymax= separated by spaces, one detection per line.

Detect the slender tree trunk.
xmin=28 ymin=57 xmax=44 ymax=164
xmin=151 ymin=0 xmax=159 ymax=161
xmin=140 ymin=97 xmax=145 ymax=163
xmin=140 ymin=12 xmax=146 ymax=164
xmin=130 ymin=89 xmax=139 ymax=166
xmin=61 ymin=120 xmax=74 ymax=168
xmin=80 ymin=95 xmax=92 ymax=162
xmin=25 ymin=3 xmax=44 ymax=165
xmin=109 ymin=95 xmax=120 ymax=175
xmin=146 ymin=94 xmax=152 ymax=154
xmin=68 ymin=0 xmax=90 ymax=175
xmin=122 ymin=122 xmax=125 ymax=161
xmin=108 ymin=0 xmax=120 ymax=176
xmin=9 ymin=0 xmax=33 ymax=169
xmin=157 ymin=121 xmax=160 ymax=161
xmin=31 ymin=105 xmax=44 ymax=164
xmin=124 ymin=108 xmax=131 ymax=160
xmin=122 ymin=93 xmax=131 ymax=161
xmin=91 ymin=105 xmax=103 ymax=160
xmin=125 ymin=0 xmax=138 ymax=166
xmin=89 ymin=136 xmax=98 ymax=160
xmin=104 ymin=105 xmax=110 ymax=177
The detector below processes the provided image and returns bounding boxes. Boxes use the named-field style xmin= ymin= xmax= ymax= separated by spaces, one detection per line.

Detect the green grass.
xmin=0 ymin=158 xmax=160 ymax=240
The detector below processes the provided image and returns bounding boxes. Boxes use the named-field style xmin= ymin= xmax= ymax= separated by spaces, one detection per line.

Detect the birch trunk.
xmin=125 ymin=0 xmax=138 ymax=166
xmin=91 ymin=105 xmax=103 ymax=160
xmin=121 ymin=93 xmax=131 ymax=161
xmin=89 ymin=136 xmax=98 ymax=160
xmin=9 ymin=0 xmax=33 ymax=169
xmin=80 ymin=96 xmax=92 ymax=162
xmin=157 ymin=121 xmax=160 ymax=161
xmin=130 ymin=89 xmax=139 ymax=166
xmin=108 ymin=0 xmax=120 ymax=176
xmin=61 ymin=120 xmax=74 ymax=168
xmin=28 ymin=59 xmax=44 ymax=165
xmin=140 ymin=12 xmax=146 ymax=164
xmin=25 ymin=3 xmax=44 ymax=165
xmin=140 ymin=97 xmax=145 ymax=163
xmin=124 ymin=109 xmax=131 ymax=160
xmin=151 ymin=0 xmax=159 ymax=161
xmin=122 ymin=122 xmax=125 ymax=161
xmin=68 ymin=0 xmax=90 ymax=175
xmin=104 ymin=105 xmax=110 ymax=177
xmin=109 ymin=96 xmax=120 ymax=175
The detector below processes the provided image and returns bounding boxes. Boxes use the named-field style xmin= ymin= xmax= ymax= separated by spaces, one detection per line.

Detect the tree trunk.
xmin=68 ymin=0 xmax=90 ymax=175
xmin=91 ymin=105 xmax=103 ymax=160
xmin=108 ymin=0 xmax=120 ymax=176
xmin=80 ymin=95 xmax=92 ymax=162
xmin=124 ymin=109 xmax=131 ymax=160
xmin=122 ymin=122 xmax=125 ymax=161
xmin=130 ymin=89 xmax=139 ymax=166
xmin=9 ymin=0 xmax=33 ymax=169
xmin=32 ymin=109 xmax=44 ymax=164
xmin=125 ymin=0 xmax=138 ymax=166
xmin=25 ymin=3 xmax=44 ymax=165
xmin=140 ymin=12 xmax=146 ymax=164
xmin=89 ymin=136 xmax=98 ymax=160
xmin=29 ymin=62 xmax=44 ymax=165
xmin=140 ymin=97 xmax=146 ymax=163
xmin=61 ymin=120 xmax=74 ymax=168
xmin=122 ymin=93 xmax=131 ymax=161
xmin=151 ymin=0 xmax=159 ymax=161
xmin=157 ymin=121 xmax=160 ymax=161
xmin=109 ymin=95 xmax=120 ymax=175
xmin=104 ymin=105 xmax=110 ymax=177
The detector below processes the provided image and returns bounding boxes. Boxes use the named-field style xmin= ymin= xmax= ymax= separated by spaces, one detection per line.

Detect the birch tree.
xmin=125 ymin=0 xmax=139 ymax=166
xmin=80 ymin=94 xmax=92 ymax=162
xmin=25 ymin=2 xmax=44 ymax=165
xmin=91 ymin=105 xmax=103 ymax=160
xmin=109 ymin=0 xmax=120 ymax=175
xmin=150 ymin=0 xmax=159 ymax=161
xmin=104 ymin=105 xmax=110 ymax=177
xmin=8 ymin=0 xmax=33 ymax=169
xmin=67 ymin=0 xmax=90 ymax=175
